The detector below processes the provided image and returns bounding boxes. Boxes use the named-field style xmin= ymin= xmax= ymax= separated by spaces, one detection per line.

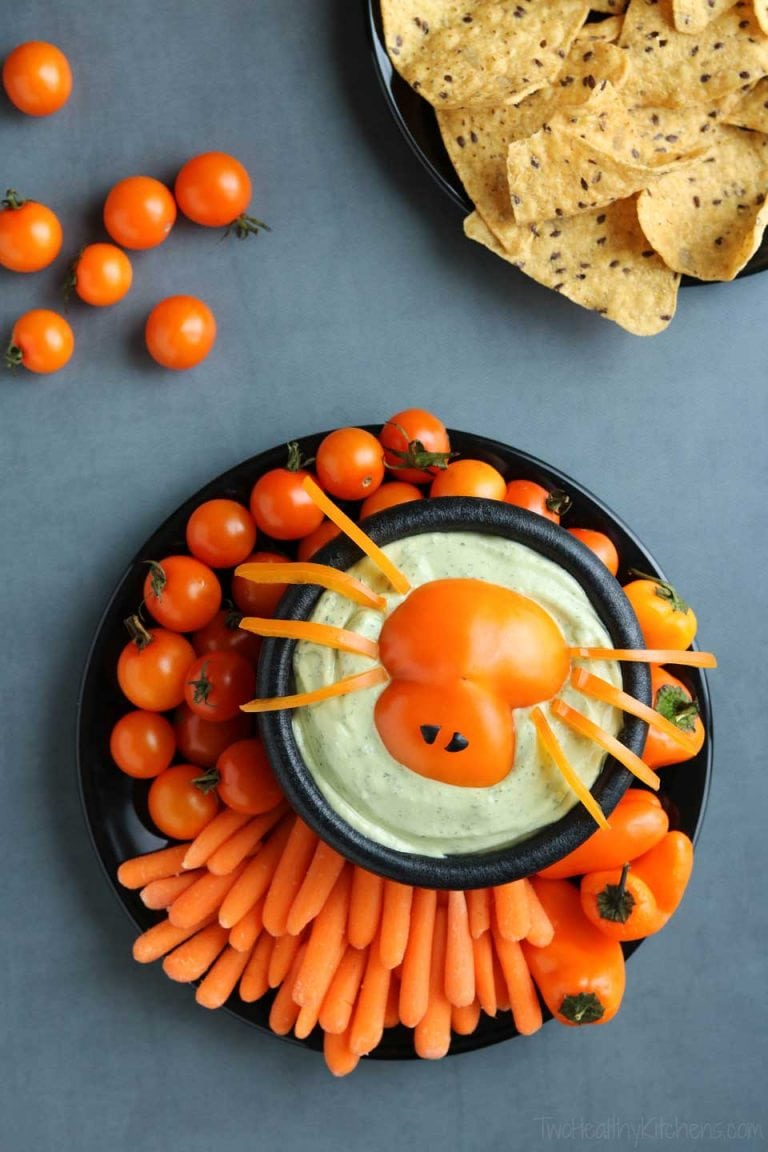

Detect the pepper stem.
xmin=559 ymin=992 xmax=605 ymax=1025
xmin=628 ymin=569 xmax=689 ymax=614
xmin=596 ymin=862 xmax=636 ymax=923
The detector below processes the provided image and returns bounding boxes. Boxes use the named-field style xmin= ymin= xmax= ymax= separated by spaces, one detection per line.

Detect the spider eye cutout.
xmin=419 ymin=724 xmax=441 ymax=745
xmin=445 ymin=732 xmax=469 ymax=753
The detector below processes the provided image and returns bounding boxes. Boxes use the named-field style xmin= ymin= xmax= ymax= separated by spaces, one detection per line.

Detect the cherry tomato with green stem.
xmin=184 ymin=650 xmax=256 ymax=722
xmin=249 ymin=443 xmax=324 ymax=540
xmin=148 ymin=764 xmax=219 ymax=840
xmin=117 ymin=618 xmax=196 ymax=712
xmin=0 ymin=190 xmax=62 ymax=272
xmin=504 ymin=480 xmax=571 ymax=524
xmin=430 ymin=459 xmax=506 ymax=500
xmin=70 ymin=243 xmax=132 ymax=306
xmin=174 ymin=151 xmax=269 ymax=238
xmin=186 ymin=499 xmax=256 ymax=568
xmin=143 ymin=555 xmax=222 ymax=633
xmin=109 ymin=710 xmax=176 ymax=779
xmin=360 ymin=481 xmax=423 ymax=519
xmin=315 ymin=427 xmax=385 ymax=501
xmin=568 ymin=528 xmax=620 ymax=576
xmin=6 ymin=309 xmax=73 ymax=374
xmin=380 ymin=408 xmax=452 ymax=484
xmin=173 ymin=703 xmax=251 ymax=769
xmin=195 ymin=739 xmax=283 ymax=815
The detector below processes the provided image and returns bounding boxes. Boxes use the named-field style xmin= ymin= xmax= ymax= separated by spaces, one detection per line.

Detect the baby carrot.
xmin=384 ymin=977 xmax=400 ymax=1029
xmin=132 ymin=914 xmax=215 ymax=964
xmin=239 ymin=930 xmax=275 ymax=1003
xmin=218 ymin=818 xmax=293 ymax=928
xmin=162 ymin=922 xmax=229 ymax=982
xmin=414 ymin=906 xmax=452 ymax=1060
xmin=473 ymin=932 xmax=497 ymax=1018
xmin=269 ymin=944 xmax=307 ymax=1036
xmin=348 ymin=867 xmax=384 ymax=950
xmin=268 ymin=928 xmax=306 ymax=989
xmin=445 ymin=891 xmax=475 ymax=1008
xmin=451 ymin=999 xmax=481 ymax=1036
xmin=196 ymin=944 xmax=253 ymax=1009
xmin=262 ymin=817 xmax=319 ymax=937
xmin=140 ymin=871 xmax=199 ymax=910
xmin=523 ymin=879 xmax=554 ymax=948
xmin=467 ymin=888 xmax=491 ymax=940
xmin=207 ymin=804 xmax=289 ymax=877
xmin=323 ymin=1026 xmax=361 ymax=1078
xmin=293 ymin=867 xmax=352 ymax=1013
xmin=182 ymin=810 xmax=251 ymax=871
xmin=493 ymin=880 xmax=531 ymax=942
xmin=228 ymin=894 xmax=266 ymax=953
xmin=286 ymin=839 xmax=346 ymax=936
xmin=379 ymin=880 xmax=414 ymax=970
xmin=168 ymin=861 xmax=248 ymax=930
xmin=349 ymin=930 xmax=392 ymax=1056
xmin=118 ymin=844 xmax=188 ymax=890
xmin=399 ymin=887 xmax=437 ymax=1028
xmin=494 ymin=953 xmax=511 ymax=1013
xmin=492 ymin=929 xmax=543 ymax=1036
xmin=319 ymin=946 xmax=368 ymax=1035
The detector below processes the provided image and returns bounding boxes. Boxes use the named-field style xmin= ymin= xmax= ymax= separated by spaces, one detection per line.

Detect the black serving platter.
xmin=366 ymin=1 xmax=768 ymax=283
xmin=77 ymin=428 xmax=713 ymax=1059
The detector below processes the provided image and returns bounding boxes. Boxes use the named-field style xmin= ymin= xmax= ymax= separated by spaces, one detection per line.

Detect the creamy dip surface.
xmin=292 ymin=532 xmax=622 ymax=857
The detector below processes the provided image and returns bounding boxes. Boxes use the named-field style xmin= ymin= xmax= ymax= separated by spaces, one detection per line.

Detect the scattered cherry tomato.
xmin=315 ymin=427 xmax=385 ymax=501
xmin=568 ymin=528 xmax=619 ymax=576
xmin=185 ymin=498 xmax=256 ymax=568
xmin=380 ymin=408 xmax=452 ymax=483
xmin=145 ymin=294 xmax=216 ymax=370
xmin=430 ymin=459 xmax=506 ymax=500
xmin=173 ymin=703 xmax=251 ymax=768
xmin=104 ymin=176 xmax=176 ymax=250
xmin=360 ymin=481 xmax=423 ymax=519
xmin=71 ymin=243 xmax=132 ymax=306
xmin=148 ymin=764 xmax=219 ymax=840
xmin=0 ymin=190 xmax=62 ymax=272
xmin=174 ymin=151 xmax=268 ymax=238
xmin=623 ymin=574 xmax=698 ymax=650
xmin=117 ymin=621 xmax=196 ymax=712
xmin=2 ymin=41 xmax=72 ymax=116
xmin=207 ymin=739 xmax=283 ymax=814
xmin=231 ymin=550 xmax=290 ymax=616
xmin=6 ymin=309 xmax=73 ymax=374
xmin=143 ymin=556 xmax=222 ymax=633
xmin=192 ymin=608 xmax=262 ymax=664
xmin=249 ymin=443 xmax=324 ymax=540
xmin=504 ymin=479 xmax=571 ymax=524
xmin=109 ymin=710 xmax=176 ymax=779
xmin=184 ymin=650 xmax=256 ymax=722
xmin=296 ymin=519 xmax=341 ymax=561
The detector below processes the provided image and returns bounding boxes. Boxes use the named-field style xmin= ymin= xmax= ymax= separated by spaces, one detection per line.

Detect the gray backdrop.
xmin=1 ymin=2 xmax=765 ymax=1150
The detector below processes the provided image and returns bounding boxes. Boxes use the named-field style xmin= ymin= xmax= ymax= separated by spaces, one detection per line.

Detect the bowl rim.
xmin=257 ymin=496 xmax=650 ymax=889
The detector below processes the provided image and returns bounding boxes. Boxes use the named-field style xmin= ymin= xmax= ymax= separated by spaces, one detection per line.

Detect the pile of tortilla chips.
xmin=382 ymin=0 xmax=768 ymax=334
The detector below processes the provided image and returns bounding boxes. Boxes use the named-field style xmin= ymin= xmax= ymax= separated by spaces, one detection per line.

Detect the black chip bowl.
xmin=257 ymin=497 xmax=651 ymax=890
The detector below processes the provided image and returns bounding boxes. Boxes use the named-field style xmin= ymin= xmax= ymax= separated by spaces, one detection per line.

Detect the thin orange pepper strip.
xmin=239 ymin=617 xmax=380 ymax=661
xmin=234 ymin=562 xmax=386 ymax=612
xmin=570 ymin=647 xmax=717 ymax=669
xmin=549 ymin=699 xmax=661 ymax=792
xmin=302 ymin=476 xmax=411 ymax=595
xmin=571 ymin=668 xmax=699 ymax=755
xmin=531 ymin=707 xmax=610 ymax=831
xmin=241 ymin=666 xmax=389 ymax=713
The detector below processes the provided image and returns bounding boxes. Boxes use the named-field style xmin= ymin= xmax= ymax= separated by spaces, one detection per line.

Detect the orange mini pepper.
xmin=537 ymin=789 xmax=668 ymax=880
xmin=643 ymin=668 xmax=706 ymax=770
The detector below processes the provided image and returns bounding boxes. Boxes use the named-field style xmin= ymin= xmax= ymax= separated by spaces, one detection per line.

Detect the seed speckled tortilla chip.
xmin=381 ymin=1 xmax=470 ymax=73
xmin=672 ymin=0 xmax=739 ymax=33
xmin=724 ymin=78 xmax=768 ymax=132
xmin=464 ymin=200 xmax=679 ymax=334
xmin=390 ymin=0 xmax=591 ymax=110
xmin=637 ymin=126 xmax=768 ymax=279
xmin=756 ymin=0 xmax=768 ymax=34
xmin=574 ymin=14 xmax=625 ymax=41
xmin=588 ymin=1 xmax=627 ymax=13
xmin=619 ymin=0 xmax=768 ymax=107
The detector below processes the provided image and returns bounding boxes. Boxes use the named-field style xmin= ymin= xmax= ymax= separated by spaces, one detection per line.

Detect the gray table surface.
xmin=1 ymin=3 xmax=766 ymax=1150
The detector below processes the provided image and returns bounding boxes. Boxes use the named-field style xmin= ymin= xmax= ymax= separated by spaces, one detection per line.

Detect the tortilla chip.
xmin=756 ymin=0 xmax=768 ymax=34
xmin=575 ymin=15 xmax=625 ymax=41
xmin=636 ymin=126 xmax=768 ymax=279
xmin=381 ymin=1 xmax=469 ymax=73
xmin=464 ymin=200 xmax=679 ymax=334
xmin=724 ymin=77 xmax=768 ymax=131
xmin=392 ymin=0 xmax=591 ymax=110
xmin=671 ymin=0 xmax=739 ymax=33
xmin=619 ymin=0 xmax=768 ymax=108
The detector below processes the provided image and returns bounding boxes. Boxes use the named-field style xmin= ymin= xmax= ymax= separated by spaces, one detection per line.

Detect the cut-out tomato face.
xmin=375 ymin=579 xmax=570 ymax=788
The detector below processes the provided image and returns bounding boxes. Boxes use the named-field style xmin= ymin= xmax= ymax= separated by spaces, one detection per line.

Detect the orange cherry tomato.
xmin=174 ymin=703 xmax=251 ymax=769
xmin=296 ymin=519 xmax=341 ymax=561
xmin=643 ymin=667 xmax=705 ymax=770
xmin=186 ymin=499 xmax=256 ymax=568
xmin=315 ymin=427 xmax=385 ymax=501
xmin=504 ymin=479 xmax=571 ymax=524
xmin=568 ymin=528 xmax=619 ymax=576
xmin=232 ymin=550 xmax=291 ymax=617
xmin=249 ymin=447 xmax=324 ymax=541
xmin=174 ymin=151 xmax=268 ymax=238
xmin=360 ymin=481 xmax=423 ymax=519
xmin=211 ymin=739 xmax=283 ymax=814
xmin=430 ymin=459 xmax=506 ymax=500
xmin=72 ymin=243 xmax=132 ymax=306
xmin=2 ymin=41 xmax=72 ymax=116
xmin=6 ymin=309 xmax=73 ymax=374
xmin=109 ymin=710 xmax=176 ymax=779
xmin=117 ymin=625 xmax=196 ymax=712
xmin=183 ymin=651 xmax=257 ymax=722
xmin=623 ymin=575 xmax=697 ymax=650
xmin=0 ymin=190 xmax=62 ymax=272
xmin=380 ymin=408 xmax=452 ymax=484
xmin=104 ymin=176 xmax=176 ymax=250
xmin=143 ymin=556 xmax=222 ymax=633
xmin=145 ymin=295 xmax=216 ymax=370
xmin=148 ymin=764 xmax=219 ymax=840
xmin=192 ymin=609 xmax=262 ymax=665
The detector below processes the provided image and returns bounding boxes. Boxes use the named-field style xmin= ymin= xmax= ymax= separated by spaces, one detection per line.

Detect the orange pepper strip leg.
xmin=549 ymin=699 xmax=661 ymax=792
xmin=234 ymin=561 xmax=387 ymax=612
xmin=570 ymin=647 xmax=717 ymax=669
xmin=571 ymin=668 xmax=699 ymax=755
xmin=241 ymin=667 xmax=388 ymax=714
xmin=531 ymin=706 xmax=610 ymax=830
xmin=239 ymin=617 xmax=380 ymax=661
